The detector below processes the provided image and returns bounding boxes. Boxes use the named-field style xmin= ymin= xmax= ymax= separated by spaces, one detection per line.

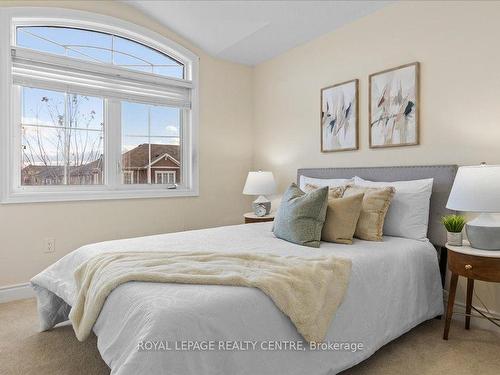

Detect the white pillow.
xmin=299 ymin=176 xmax=353 ymax=191
xmin=353 ymin=176 xmax=434 ymax=240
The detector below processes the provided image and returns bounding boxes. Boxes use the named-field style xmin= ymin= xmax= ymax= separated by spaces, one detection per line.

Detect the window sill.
xmin=1 ymin=187 xmax=199 ymax=204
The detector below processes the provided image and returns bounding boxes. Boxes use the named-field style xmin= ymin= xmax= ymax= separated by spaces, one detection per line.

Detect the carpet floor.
xmin=1 ymin=298 xmax=499 ymax=375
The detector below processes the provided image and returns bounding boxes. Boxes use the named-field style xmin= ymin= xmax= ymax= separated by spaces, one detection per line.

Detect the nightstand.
xmin=443 ymin=242 xmax=500 ymax=340
xmin=244 ymin=212 xmax=275 ymax=224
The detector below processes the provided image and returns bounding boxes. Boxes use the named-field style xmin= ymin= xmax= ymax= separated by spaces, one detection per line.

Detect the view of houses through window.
xmin=21 ymin=87 xmax=105 ymax=186
xmin=21 ymin=89 xmax=181 ymax=187
xmin=121 ymin=101 xmax=181 ymax=185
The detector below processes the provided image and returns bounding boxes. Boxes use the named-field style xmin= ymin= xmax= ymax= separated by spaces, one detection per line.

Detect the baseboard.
xmin=443 ymin=289 xmax=500 ymax=335
xmin=0 ymin=283 xmax=35 ymax=304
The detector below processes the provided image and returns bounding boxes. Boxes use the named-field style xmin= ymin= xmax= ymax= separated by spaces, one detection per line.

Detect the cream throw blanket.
xmin=69 ymin=251 xmax=351 ymax=343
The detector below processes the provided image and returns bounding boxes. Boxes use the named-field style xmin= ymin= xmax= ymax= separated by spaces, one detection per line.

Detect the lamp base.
xmin=252 ymin=195 xmax=271 ymax=217
xmin=466 ymin=213 xmax=500 ymax=250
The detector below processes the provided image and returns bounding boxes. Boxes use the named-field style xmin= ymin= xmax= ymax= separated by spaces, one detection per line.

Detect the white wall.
xmin=253 ymin=1 xmax=500 ymax=313
xmin=0 ymin=1 xmax=254 ymax=287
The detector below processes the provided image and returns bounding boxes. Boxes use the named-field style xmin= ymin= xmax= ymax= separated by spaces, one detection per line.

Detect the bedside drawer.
xmin=448 ymin=250 xmax=500 ymax=282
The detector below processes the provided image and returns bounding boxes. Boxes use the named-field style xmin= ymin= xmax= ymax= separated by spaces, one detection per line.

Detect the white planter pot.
xmin=447 ymin=231 xmax=463 ymax=246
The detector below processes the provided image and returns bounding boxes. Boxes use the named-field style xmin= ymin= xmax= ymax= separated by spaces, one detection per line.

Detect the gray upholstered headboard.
xmin=297 ymin=165 xmax=458 ymax=247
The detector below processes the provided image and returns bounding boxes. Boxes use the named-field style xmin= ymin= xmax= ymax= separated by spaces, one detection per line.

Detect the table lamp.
xmin=446 ymin=164 xmax=500 ymax=250
xmin=243 ymin=171 xmax=276 ymax=216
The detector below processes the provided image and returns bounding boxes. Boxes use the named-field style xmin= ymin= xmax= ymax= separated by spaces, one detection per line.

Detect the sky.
xmin=16 ymin=26 xmax=184 ymax=78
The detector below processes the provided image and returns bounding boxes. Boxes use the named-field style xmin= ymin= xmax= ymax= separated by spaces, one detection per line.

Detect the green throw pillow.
xmin=273 ymin=183 xmax=329 ymax=248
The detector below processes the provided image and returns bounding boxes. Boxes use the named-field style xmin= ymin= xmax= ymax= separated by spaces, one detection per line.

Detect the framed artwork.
xmin=320 ymin=79 xmax=358 ymax=152
xmin=369 ymin=62 xmax=419 ymax=148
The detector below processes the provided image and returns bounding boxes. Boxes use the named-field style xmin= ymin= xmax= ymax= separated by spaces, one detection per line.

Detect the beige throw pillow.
xmin=343 ymin=185 xmax=395 ymax=241
xmin=322 ymin=193 xmax=364 ymax=244
xmin=303 ymin=184 xmax=363 ymax=244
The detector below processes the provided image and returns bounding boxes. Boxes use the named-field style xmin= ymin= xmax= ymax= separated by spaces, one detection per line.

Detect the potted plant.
xmin=442 ymin=215 xmax=466 ymax=246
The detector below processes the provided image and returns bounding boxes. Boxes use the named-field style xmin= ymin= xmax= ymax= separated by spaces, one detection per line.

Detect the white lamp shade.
xmin=243 ymin=171 xmax=276 ymax=196
xmin=446 ymin=165 xmax=500 ymax=212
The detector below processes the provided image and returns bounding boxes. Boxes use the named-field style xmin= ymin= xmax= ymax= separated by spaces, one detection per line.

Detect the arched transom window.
xmin=16 ymin=26 xmax=184 ymax=79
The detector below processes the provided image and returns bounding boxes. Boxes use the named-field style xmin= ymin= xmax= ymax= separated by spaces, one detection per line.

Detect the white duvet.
xmin=31 ymin=222 xmax=443 ymax=375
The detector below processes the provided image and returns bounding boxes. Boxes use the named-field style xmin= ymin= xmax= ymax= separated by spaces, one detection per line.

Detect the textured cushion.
xmin=353 ymin=177 xmax=434 ymax=240
xmin=299 ymin=176 xmax=353 ymax=190
xmin=303 ymin=183 xmax=345 ymax=199
xmin=273 ymin=183 xmax=328 ymax=248
xmin=343 ymin=185 xmax=395 ymax=241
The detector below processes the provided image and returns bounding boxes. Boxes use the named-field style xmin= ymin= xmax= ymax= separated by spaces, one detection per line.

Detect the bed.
xmin=31 ymin=165 xmax=458 ymax=375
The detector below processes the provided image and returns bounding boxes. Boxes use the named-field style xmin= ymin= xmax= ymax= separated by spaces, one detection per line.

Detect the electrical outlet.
xmin=44 ymin=238 xmax=55 ymax=253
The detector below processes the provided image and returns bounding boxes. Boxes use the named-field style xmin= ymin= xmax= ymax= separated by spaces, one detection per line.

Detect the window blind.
xmin=11 ymin=47 xmax=192 ymax=108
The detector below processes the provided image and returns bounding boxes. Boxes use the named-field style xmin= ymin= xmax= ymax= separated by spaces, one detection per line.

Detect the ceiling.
xmin=127 ymin=1 xmax=390 ymax=66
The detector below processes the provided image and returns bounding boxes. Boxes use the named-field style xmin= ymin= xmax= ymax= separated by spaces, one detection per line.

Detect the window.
xmin=155 ymin=171 xmax=176 ymax=185
xmin=122 ymin=171 xmax=134 ymax=184
xmin=16 ymin=26 xmax=184 ymax=79
xmin=21 ymin=87 xmax=104 ymax=186
xmin=121 ymin=101 xmax=180 ymax=185
xmin=0 ymin=9 xmax=198 ymax=203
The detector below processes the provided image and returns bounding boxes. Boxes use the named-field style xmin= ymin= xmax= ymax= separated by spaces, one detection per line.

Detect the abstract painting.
xmin=369 ymin=62 xmax=419 ymax=148
xmin=321 ymin=79 xmax=358 ymax=152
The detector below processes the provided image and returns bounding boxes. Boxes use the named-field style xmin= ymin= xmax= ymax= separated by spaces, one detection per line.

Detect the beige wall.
xmin=0 ymin=1 xmax=254 ymax=286
xmin=253 ymin=2 xmax=500 ymax=312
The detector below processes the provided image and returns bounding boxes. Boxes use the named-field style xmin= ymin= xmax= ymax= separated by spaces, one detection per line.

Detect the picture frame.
xmin=320 ymin=79 xmax=359 ymax=152
xmin=369 ymin=62 xmax=420 ymax=148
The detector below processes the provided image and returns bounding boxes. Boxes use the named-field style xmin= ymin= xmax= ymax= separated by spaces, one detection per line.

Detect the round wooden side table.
xmin=443 ymin=242 xmax=500 ymax=340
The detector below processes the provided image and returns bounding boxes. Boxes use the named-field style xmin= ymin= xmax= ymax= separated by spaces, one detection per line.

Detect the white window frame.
xmin=0 ymin=8 xmax=199 ymax=203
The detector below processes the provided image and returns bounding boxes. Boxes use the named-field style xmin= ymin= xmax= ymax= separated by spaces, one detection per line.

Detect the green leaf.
xmin=441 ymin=215 xmax=466 ymax=233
